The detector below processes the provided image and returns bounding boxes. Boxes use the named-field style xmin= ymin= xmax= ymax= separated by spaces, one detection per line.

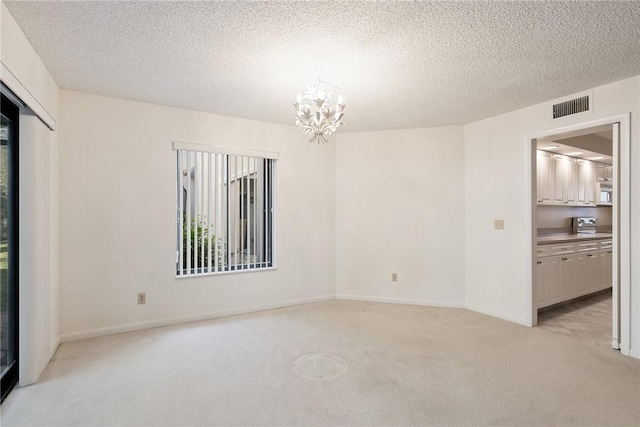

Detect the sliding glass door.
xmin=1 ymin=93 xmax=19 ymax=402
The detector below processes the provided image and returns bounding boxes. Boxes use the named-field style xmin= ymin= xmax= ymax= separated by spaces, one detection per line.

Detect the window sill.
xmin=175 ymin=266 xmax=277 ymax=279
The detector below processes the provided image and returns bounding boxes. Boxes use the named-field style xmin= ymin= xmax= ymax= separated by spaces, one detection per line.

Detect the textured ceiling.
xmin=5 ymin=1 xmax=640 ymax=131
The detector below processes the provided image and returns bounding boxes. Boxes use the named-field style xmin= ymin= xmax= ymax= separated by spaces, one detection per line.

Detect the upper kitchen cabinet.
xmin=596 ymin=164 xmax=613 ymax=182
xmin=536 ymin=150 xmax=606 ymax=206
xmin=577 ymin=160 xmax=597 ymax=206
xmin=537 ymin=151 xmax=554 ymax=204
xmin=552 ymin=155 xmax=577 ymax=205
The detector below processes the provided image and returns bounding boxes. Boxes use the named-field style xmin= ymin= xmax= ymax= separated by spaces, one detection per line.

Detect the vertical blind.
xmin=175 ymin=144 xmax=276 ymax=276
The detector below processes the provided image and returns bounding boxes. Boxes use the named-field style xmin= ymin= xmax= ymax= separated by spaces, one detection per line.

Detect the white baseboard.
xmin=336 ymin=293 xmax=464 ymax=308
xmin=629 ymin=348 xmax=639 ymax=359
xmin=465 ymin=304 xmax=528 ymax=326
xmin=337 ymin=295 xmax=533 ymax=328
xmin=59 ymin=294 xmax=336 ymax=343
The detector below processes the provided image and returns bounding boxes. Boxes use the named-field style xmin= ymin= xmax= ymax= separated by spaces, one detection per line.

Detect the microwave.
xmin=596 ymin=181 xmax=613 ymax=206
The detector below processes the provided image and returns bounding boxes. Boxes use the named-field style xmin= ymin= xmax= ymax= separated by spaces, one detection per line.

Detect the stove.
xmin=572 ymin=217 xmax=597 ymax=234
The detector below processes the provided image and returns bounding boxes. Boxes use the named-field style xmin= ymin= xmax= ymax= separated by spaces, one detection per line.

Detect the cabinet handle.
xmin=562 ymin=257 xmax=568 ymax=261
xmin=608 ymin=251 xmax=612 ymax=254
xmin=587 ymin=254 xmax=593 ymax=257
xmin=536 ymin=261 xmax=542 ymax=265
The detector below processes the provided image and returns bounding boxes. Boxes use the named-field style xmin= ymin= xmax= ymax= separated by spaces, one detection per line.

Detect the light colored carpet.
xmin=1 ymin=300 xmax=639 ymax=426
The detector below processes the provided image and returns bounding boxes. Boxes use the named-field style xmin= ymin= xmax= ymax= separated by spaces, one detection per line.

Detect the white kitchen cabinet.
xmin=575 ymin=241 xmax=599 ymax=253
xmin=582 ymin=251 xmax=600 ymax=295
xmin=536 ymin=239 xmax=612 ymax=310
xmin=536 ymin=151 xmax=554 ymax=204
xmin=596 ymin=164 xmax=613 ymax=182
xmin=561 ymin=253 xmax=580 ymax=300
xmin=536 ymin=255 xmax=564 ymax=309
xmin=536 ymin=251 xmax=578 ymax=309
xmin=537 ymin=150 xmax=613 ymax=206
xmin=577 ymin=160 xmax=597 ymax=206
xmin=535 ymin=258 xmax=551 ymax=308
xmin=595 ymin=239 xmax=613 ymax=292
xmin=568 ymin=253 xmax=584 ymax=298
xmin=552 ymin=156 xmax=577 ymax=205
xmin=598 ymin=250 xmax=613 ymax=290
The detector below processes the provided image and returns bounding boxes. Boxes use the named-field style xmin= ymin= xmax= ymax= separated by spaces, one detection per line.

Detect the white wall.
xmin=58 ymin=89 xmax=335 ymax=339
xmin=335 ymin=126 xmax=465 ymax=307
xmin=464 ymin=76 xmax=640 ymax=356
xmin=1 ymin=3 xmax=59 ymax=384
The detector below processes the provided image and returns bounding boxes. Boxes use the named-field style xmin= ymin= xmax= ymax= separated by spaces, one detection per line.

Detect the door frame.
xmin=527 ymin=113 xmax=631 ymax=355
xmin=1 ymin=92 xmax=20 ymax=401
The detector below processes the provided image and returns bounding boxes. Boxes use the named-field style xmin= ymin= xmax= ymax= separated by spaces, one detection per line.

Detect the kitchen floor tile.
xmin=537 ymin=289 xmax=612 ymax=349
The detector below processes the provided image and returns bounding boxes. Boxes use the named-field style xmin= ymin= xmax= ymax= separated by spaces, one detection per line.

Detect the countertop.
xmin=537 ymin=233 xmax=613 ymax=245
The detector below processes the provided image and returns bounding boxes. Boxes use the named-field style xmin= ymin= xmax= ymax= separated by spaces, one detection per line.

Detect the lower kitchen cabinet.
xmin=535 ymin=240 xmax=612 ymax=309
xmin=581 ymin=251 xmax=600 ymax=295
xmin=565 ymin=253 xmax=583 ymax=299
xmin=535 ymin=256 xmax=559 ymax=308
xmin=598 ymin=250 xmax=612 ymax=289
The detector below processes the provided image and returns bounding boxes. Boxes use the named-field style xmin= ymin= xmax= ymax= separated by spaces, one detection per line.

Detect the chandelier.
xmin=293 ymin=82 xmax=345 ymax=144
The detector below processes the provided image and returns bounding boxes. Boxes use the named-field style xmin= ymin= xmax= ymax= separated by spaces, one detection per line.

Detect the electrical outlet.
xmin=137 ymin=292 xmax=146 ymax=305
xmin=391 ymin=273 xmax=398 ymax=282
xmin=494 ymin=219 xmax=505 ymax=230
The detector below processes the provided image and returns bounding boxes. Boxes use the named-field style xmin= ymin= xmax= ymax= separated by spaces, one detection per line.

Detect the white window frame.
xmin=173 ymin=141 xmax=277 ymax=277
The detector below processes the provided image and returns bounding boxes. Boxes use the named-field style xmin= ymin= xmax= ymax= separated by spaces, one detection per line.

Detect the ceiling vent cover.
xmin=553 ymin=95 xmax=590 ymax=119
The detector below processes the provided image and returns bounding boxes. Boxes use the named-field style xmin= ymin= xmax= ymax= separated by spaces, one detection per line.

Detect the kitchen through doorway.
xmin=529 ymin=115 xmax=631 ymax=355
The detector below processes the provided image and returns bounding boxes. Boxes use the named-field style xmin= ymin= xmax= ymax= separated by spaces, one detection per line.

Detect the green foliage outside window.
xmin=183 ymin=216 xmax=226 ymax=270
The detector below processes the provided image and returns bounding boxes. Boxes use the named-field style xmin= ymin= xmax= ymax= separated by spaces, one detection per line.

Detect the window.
xmin=174 ymin=143 xmax=277 ymax=276
xmin=1 ymin=91 xmax=20 ymax=401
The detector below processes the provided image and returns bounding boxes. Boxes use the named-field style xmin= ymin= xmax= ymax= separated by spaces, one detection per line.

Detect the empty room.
xmin=1 ymin=1 xmax=639 ymax=426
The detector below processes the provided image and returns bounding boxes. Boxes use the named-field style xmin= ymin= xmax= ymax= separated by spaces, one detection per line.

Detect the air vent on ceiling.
xmin=553 ymin=95 xmax=590 ymax=119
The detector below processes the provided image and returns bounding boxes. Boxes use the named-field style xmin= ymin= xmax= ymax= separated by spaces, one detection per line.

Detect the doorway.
xmin=1 ymin=92 xmax=19 ymax=401
xmin=529 ymin=114 xmax=631 ymax=355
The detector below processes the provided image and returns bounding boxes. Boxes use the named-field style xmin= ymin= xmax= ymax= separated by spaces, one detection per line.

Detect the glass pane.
xmin=1 ymin=112 xmax=14 ymax=378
